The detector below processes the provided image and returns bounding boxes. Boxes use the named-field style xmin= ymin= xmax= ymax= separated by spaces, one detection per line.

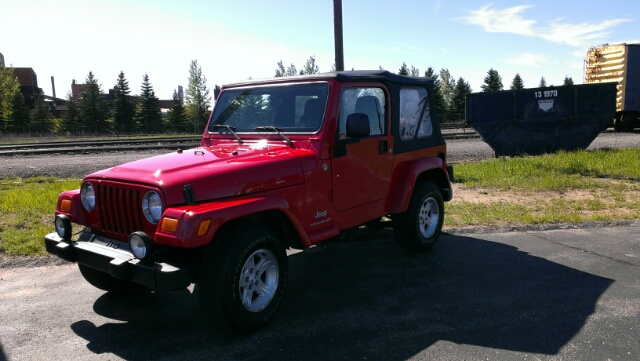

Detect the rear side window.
xmin=400 ymin=87 xmax=433 ymax=140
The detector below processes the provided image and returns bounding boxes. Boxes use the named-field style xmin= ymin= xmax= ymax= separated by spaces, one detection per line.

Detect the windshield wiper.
xmin=210 ymin=124 xmax=243 ymax=145
xmin=254 ymin=126 xmax=293 ymax=147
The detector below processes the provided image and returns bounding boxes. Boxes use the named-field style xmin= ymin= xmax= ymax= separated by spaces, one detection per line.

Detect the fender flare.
xmin=155 ymin=196 xmax=310 ymax=248
xmin=386 ymin=157 xmax=451 ymax=214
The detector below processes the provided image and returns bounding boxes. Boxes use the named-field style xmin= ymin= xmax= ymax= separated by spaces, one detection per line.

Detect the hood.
xmin=87 ymin=142 xmax=306 ymax=205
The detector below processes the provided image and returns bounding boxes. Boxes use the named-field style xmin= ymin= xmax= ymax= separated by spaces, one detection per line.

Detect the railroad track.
xmin=0 ymin=127 xmax=478 ymax=156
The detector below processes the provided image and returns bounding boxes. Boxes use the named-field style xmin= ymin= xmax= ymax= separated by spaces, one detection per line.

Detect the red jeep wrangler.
xmin=45 ymin=70 xmax=453 ymax=333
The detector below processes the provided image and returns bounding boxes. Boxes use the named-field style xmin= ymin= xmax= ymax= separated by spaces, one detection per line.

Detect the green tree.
xmin=59 ymin=92 xmax=79 ymax=134
xmin=425 ymin=67 xmax=447 ymax=117
xmin=300 ymin=56 xmax=320 ymax=75
xmin=30 ymin=94 xmax=54 ymax=134
xmin=275 ymin=60 xmax=286 ymax=77
xmin=563 ymin=76 xmax=574 ymax=86
xmin=135 ymin=73 xmax=162 ymax=133
xmin=410 ymin=65 xmax=420 ymax=77
xmin=510 ymin=73 xmax=525 ymax=90
xmin=113 ymin=71 xmax=135 ymax=133
xmin=451 ymin=77 xmax=472 ymax=114
xmin=439 ymin=68 xmax=455 ymax=112
xmin=78 ymin=71 xmax=110 ymax=134
xmin=0 ymin=63 xmax=21 ymax=133
xmin=185 ymin=60 xmax=212 ymax=133
xmin=538 ymin=77 xmax=547 ymax=88
xmin=7 ymin=91 xmax=30 ymax=134
xmin=481 ymin=68 xmax=504 ymax=92
xmin=398 ymin=62 xmax=409 ymax=76
xmin=167 ymin=88 xmax=188 ymax=132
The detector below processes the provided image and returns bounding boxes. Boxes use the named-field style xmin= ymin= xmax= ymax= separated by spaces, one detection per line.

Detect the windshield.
xmin=209 ymin=83 xmax=329 ymax=133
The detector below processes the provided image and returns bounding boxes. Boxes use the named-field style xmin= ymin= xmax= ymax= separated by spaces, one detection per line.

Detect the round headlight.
xmin=129 ymin=231 xmax=152 ymax=260
xmin=142 ymin=191 xmax=163 ymax=224
xmin=55 ymin=214 xmax=72 ymax=241
xmin=81 ymin=182 xmax=96 ymax=211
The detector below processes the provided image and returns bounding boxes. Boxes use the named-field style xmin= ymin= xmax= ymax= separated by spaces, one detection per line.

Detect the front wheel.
xmin=197 ymin=226 xmax=288 ymax=333
xmin=393 ymin=181 xmax=445 ymax=253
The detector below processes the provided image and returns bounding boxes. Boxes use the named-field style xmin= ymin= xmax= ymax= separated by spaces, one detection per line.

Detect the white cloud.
xmin=463 ymin=5 xmax=536 ymax=36
xmin=463 ymin=5 xmax=630 ymax=48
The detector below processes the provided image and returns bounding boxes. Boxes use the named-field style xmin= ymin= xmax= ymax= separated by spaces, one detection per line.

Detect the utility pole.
xmin=333 ymin=0 xmax=344 ymax=71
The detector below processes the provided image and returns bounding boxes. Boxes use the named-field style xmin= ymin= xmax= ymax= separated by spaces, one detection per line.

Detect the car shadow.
xmin=70 ymin=231 xmax=613 ymax=360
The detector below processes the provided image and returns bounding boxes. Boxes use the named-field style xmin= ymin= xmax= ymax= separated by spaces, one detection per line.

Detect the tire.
xmin=613 ymin=115 xmax=623 ymax=132
xmin=393 ymin=181 xmax=445 ymax=253
xmin=78 ymin=264 xmax=146 ymax=294
xmin=197 ymin=226 xmax=288 ymax=333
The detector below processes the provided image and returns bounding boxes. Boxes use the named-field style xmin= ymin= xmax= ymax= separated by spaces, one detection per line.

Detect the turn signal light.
xmin=161 ymin=217 xmax=178 ymax=233
xmin=60 ymin=199 xmax=72 ymax=212
xmin=197 ymin=219 xmax=212 ymax=237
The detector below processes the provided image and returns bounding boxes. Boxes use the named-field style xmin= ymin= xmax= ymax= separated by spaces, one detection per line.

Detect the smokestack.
xmin=51 ymin=76 xmax=56 ymax=99
xmin=178 ymin=85 xmax=184 ymax=104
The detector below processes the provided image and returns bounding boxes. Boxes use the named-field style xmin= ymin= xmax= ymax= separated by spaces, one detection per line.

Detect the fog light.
xmin=128 ymin=231 xmax=153 ymax=260
xmin=55 ymin=215 xmax=72 ymax=241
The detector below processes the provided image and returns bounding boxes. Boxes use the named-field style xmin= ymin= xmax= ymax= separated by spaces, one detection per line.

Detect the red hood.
xmin=86 ymin=142 xmax=307 ymax=205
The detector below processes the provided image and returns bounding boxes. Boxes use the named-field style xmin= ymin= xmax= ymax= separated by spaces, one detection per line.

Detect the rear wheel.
xmin=393 ymin=181 xmax=444 ymax=253
xmin=78 ymin=264 xmax=146 ymax=294
xmin=197 ymin=226 xmax=288 ymax=333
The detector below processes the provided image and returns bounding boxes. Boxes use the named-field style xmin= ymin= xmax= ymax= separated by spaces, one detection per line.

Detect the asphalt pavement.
xmin=1 ymin=222 xmax=639 ymax=361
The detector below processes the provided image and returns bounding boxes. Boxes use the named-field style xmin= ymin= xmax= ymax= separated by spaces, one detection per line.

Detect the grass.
xmin=0 ymin=148 xmax=638 ymax=256
xmin=0 ymin=177 xmax=80 ymax=256
xmin=446 ymin=148 xmax=640 ymax=228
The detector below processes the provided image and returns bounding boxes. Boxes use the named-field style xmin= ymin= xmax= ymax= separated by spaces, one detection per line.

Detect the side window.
xmin=338 ymin=87 xmax=386 ymax=139
xmin=400 ymin=87 xmax=432 ymax=140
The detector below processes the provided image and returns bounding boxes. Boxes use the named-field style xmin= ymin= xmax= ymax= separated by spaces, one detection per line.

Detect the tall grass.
xmin=454 ymin=148 xmax=640 ymax=192
xmin=0 ymin=177 xmax=80 ymax=256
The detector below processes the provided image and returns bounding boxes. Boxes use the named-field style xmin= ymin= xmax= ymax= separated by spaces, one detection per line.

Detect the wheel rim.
xmin=418 ymin=196 xmax=440 ymax=238
xmin=239 ymin=248 xmax=279 ymax=312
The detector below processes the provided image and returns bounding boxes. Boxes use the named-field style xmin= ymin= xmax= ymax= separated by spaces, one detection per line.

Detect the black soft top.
xmin=223 ymin=70 xmax=434 ymax=89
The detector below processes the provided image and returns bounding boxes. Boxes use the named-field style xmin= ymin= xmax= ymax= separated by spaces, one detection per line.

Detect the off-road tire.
xmin=197 ymin=225 xmax=288 ymax=333
xmin=393 ymin=181 xmax=444 ymax=253
xmin=78 ymin=264 xmax=146 ymax=294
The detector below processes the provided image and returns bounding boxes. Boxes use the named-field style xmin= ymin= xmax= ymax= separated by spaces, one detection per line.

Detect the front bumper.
xmin=44 ymin=230 xmax=191 ymax=291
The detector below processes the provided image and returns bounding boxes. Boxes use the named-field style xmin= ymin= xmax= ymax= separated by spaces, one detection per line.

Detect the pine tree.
xmin=563 ymin=76 xmax=574 ymax=86
xmin=167 ymin=88 xmax=188 ymax=132
xmin=185 ymin=60 xmax=212 ymax=133
xmin=451 ymin=77 xmax=472 ymax=114
xmin=510 ymin=73 xmax=525 ymax=90
xmin=113 ymin=71 xmax=135 ymax=134
xmin=7 ymin=91 xmax=30 ymax=134
xmin=30 ymin=94 xmax=54 ymax=134
xmin=481 ymin=68 xmax=504 ymax=92
xmin=78 ymin=71 xmax=110 ymax=134
xmin=135 ymin=73 xmax=162 ymax=133
xmin=425 ymin=67 xmax=447 ymax=116
xmin=60 ymin=92 xmax=79 ymax=134
xmin=410 ymin=65 xmax=420 ymax=77
xmin=539 ymin=77 xmax=547 ymax=88
xmin=398 ymin=62 xmax=409 ymax=76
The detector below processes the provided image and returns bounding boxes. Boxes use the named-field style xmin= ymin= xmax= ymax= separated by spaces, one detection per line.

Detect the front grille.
xmin=96 ymin=182 xmax=147 ymax=238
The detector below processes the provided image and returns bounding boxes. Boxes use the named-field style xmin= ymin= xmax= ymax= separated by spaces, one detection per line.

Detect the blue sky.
xmin=1 ymin=0 xmax=638 ymax=101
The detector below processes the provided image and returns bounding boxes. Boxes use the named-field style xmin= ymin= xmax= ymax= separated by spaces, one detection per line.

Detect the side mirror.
xmin=346 ymin=113 xmax=370 ymax=138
